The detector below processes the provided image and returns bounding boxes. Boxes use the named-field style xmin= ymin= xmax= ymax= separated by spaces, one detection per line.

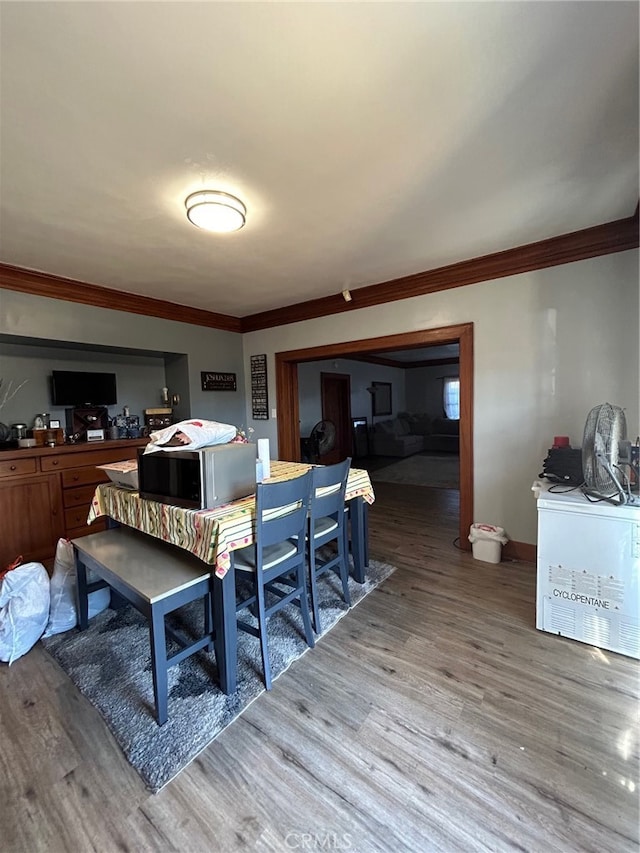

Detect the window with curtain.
xmin=443 ymin=377 xmax=460 ymax=419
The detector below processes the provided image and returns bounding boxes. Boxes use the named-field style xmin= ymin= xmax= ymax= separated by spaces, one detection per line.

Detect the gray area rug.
xmin=370 ymin=453 xmax=459 ymax=489
xmin=41 ymin=558 xmax=395 ymax=792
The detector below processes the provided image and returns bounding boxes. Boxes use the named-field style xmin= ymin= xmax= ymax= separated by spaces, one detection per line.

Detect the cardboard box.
xmin=97 ymin=459 xmax=139 ymax=490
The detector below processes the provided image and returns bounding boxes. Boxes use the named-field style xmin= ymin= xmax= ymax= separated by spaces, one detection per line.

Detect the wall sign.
xmin=250 ymin=354 xmax=269 ymax=420
xmin=201 ymin=371 xmax=237 ymax=391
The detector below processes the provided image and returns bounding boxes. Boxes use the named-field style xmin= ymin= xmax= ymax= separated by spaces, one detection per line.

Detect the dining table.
xmin=87 ymin=460 xmax=375 ymax=694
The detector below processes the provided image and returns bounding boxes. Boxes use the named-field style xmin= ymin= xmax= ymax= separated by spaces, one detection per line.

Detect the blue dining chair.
xmin=307 ymin=457 xmax=352 ymax=634
xmin=234 ymin=470 xmax=315 ymax=690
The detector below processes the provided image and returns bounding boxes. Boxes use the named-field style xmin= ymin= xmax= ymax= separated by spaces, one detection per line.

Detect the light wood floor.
xmin=1 ymin=483 xmax=638 ymax=852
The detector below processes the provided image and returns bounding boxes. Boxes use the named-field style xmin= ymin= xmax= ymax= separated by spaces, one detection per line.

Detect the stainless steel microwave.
xmin=137 ymin=443 xmax=257 ymax=509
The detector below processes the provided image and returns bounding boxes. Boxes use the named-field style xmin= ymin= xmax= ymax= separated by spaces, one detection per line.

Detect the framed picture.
xmin=370 ymin=381 xmax=392 ymax=416
xmin=48 ymin=419 xmax=61 ymax=429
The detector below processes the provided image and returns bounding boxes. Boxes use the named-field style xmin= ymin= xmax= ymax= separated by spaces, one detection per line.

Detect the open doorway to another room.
xmin=300 ymin=372 xmax=352 ymax=465
xmin=360 ymin=346 xmax=461 ymax=491
xmin=275 ymin=323 xmax=473 ymax=551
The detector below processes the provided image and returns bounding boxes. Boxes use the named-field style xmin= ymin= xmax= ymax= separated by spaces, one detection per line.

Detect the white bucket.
xmin=472 ymin=539 xmax=502 ymax=564
xmin=468 ymin=522 xmax=508 ymax=563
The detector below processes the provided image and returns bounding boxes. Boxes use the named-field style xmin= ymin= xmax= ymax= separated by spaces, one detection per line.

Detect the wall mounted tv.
xmin=51 ymin=371 xmax=118 ymax=406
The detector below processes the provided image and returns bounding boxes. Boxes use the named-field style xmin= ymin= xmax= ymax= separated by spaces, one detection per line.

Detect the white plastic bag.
xmin=144 ymin=419 xmax=237 ymax=453
xmin=0 ymin=562 xmax=50 ymax=664
xmin=42 ymin=538 xmax=110 ymax=637
xmin=468 ymin=523 xmax=509 ymax=545
xmin=42 ymin=539 xmax=77 ymax=637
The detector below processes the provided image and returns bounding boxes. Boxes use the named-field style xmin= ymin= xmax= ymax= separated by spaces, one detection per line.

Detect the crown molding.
xmin=1 ymin=208 xmax=637 ymax=334
xmin=0 ymin=263 xmax=242 ymax=333
xmin=241 ymin=209 xmax=639 ymax=332
xmin=347 ymin=353 xmax=460 ymax=369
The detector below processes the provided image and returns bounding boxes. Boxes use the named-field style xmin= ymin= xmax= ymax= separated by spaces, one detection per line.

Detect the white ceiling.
xmin=1 ymin=2 xmax=638 ymax=319
xmin=377 ymin=345 xmax=458 ymax=362
xmin=358 ymin=344 xmax=460 ymax=364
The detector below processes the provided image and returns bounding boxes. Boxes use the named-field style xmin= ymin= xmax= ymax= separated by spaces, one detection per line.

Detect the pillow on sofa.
xmin=395 ymin=418 xmax=411 ymax=436
xmin=432 ymin=418 xmax=459 ymax=435
xmin=376 ymin=420 xmax=396 ymax=435
xmin=398 ymin=412 xmax=418 ymax=427
xmin=412 ymin=414 xmax=432 ymax=435
xmin=397 ymin=413 xmax=432 ymax=435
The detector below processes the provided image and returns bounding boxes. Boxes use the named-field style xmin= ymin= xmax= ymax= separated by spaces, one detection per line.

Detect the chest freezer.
xmin=536 ymin=489 xmax=640 ymax=659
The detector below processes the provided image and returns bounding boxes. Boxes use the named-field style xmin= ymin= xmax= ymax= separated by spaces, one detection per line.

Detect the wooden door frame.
xmin=275 ymin=323 xmax=474 ymax=551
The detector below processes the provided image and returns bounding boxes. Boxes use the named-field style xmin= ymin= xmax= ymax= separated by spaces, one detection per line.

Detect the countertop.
xmin=0 ymin=438 xmax=148 ymax=461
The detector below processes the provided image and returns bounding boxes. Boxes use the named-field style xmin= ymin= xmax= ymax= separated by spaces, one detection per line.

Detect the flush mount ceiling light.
xmin=185 ymin=190 xmax=246 ymax=233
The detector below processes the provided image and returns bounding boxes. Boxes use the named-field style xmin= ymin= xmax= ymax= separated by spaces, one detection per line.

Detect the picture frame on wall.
xmin=250 ymin=354 xmax=269 ymax=420
xmin=370 ymin=381 xmax=392 ymax=416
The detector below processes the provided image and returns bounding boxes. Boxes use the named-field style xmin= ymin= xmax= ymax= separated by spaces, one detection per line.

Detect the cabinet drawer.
xmin=0 ymin=457 xmax=37 ymax=479
xmin=61 ymin=467 xmax=111 ymax=489
xmin=64 ymin=505 xmax=95 ymax=530
xmin=41 ymin=446 xmax=140 ymax=473
xmin=63 ymin=483 xmax=100 ymax=509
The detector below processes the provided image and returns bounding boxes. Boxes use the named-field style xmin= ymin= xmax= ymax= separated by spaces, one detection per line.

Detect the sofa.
xmin=370 ymin=413 xmax=459 ymax=457
xmin=423 ymin=417 xmax=460 ymax=453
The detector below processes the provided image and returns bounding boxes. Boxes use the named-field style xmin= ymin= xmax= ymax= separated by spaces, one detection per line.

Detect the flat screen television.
xmin=50 ymin=370 xmax=118 ymax=406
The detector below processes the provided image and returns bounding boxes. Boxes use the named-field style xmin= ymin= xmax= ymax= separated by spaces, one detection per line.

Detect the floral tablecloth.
xmin=88 ymin=460 xmax=374 ymax=578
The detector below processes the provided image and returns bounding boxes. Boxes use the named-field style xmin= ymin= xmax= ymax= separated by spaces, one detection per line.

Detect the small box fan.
xmin=581 ymin=402 xmax=637 ymax=505
xmin=305 ymin=419 xmax=336 ymax=463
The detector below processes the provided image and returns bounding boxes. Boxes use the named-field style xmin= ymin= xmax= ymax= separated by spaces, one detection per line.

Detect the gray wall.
xmin=0 ymin=291 xmax=246 ymax=431
xmin=0 ymin=340 xmax=166 ymax=428
xmin=1 ymin=247 xmax=638 ymax=548
xmin=241 ymin=249 xmax=639 ymax=546
xmin=297 ymin=356 xmax=459 ymax=433
xmin=405 ymin=362 xmax=460 ymax=418
xmin=297 ymin=359 xmax=406 ymax=436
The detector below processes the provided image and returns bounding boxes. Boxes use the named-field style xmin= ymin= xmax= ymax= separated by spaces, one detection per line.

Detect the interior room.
xmin=0 ymin=3 xmax=638 ymax=851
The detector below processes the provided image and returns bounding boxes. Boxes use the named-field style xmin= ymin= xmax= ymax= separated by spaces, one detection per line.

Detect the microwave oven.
xmin=137 ymin=443 xmax=257 ymax=509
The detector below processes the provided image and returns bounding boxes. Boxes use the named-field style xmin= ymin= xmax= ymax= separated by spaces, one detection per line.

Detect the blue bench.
xmin=73 ymin=526 xmax=217 ymax=725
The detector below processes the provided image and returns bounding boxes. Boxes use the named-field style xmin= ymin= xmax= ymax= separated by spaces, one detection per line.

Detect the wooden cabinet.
xmin=0 ymin=473 xmax=64 ymax=567
xmin=0 ymin=439 xmax=146 ymax=569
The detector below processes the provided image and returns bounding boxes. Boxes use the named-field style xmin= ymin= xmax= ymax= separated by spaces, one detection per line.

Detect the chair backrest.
xmin=309 ymin=457 xmax=351 ymax=523
xmin=255 ymin=470 xmax=312 ymax=552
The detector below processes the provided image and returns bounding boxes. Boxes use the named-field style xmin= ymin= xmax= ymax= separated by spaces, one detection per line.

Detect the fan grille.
xmin=315 ymin=420 xmax=336 ymax=454
xmin=582 ymin=403 xmax=627 ymax=497
xmin=306 ymin=420 xmax=337 ymax=461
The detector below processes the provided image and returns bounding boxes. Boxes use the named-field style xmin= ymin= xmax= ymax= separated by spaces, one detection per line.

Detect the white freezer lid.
xmin=537 ymin=488 xmax=640 ymax=520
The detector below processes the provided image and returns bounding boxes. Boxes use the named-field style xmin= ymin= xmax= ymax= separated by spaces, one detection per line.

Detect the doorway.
xmin=320 ymin=372 xmax=352 ymax=464
xmin=275 ymin=323 xmax=473 ymax=551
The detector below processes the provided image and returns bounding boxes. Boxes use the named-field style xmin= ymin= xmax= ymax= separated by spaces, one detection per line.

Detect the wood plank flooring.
xmin=1 ymin=482 xmax=638 ymax=852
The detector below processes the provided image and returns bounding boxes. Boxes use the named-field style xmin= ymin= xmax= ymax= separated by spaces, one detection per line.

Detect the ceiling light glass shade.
xmin=185 ymin=191 xmax=246 ymax=232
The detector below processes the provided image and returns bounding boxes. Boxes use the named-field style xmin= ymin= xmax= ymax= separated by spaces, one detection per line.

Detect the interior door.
xmin=320 ymin=372 xmax=352 ymax=464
